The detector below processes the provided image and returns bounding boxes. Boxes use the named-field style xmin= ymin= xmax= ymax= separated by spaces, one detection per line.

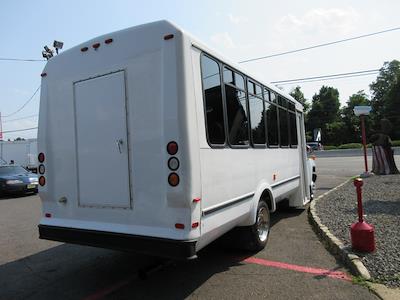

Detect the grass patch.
xmin=323 ymin=145 xmax=337 ymax=150
xmin=392 ymin=140 xmax=400 ymax=147
xmin=338 ymin=143 xmax=363 ymax=149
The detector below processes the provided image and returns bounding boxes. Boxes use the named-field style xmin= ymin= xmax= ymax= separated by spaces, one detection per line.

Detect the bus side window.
xmin=248 ymin=81 xmax=266 ymax=145
xmin=266 ymin=101 xmax=279 ymax=146
xmin=289 ymin=112 xmax=298 ymax=147
xmin=278 ymin=97 xmax=289 ymax=147
xmin=224 ymin=70 xmax=249 ymax=146
xmin=201 ymin=55 xmax=226 ymax=145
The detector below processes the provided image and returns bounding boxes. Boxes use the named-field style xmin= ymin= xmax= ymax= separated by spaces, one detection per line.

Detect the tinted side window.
xmin=249 ymin=95 xmax=266 ymax=145
xmin=263 ymin=88 xmax=270 ymax=102
xmin=270 ymin=92 xmax=276 ymax=103
xmin=289 ymin=112 xmax=298 ymax=147
xmin=201 ymin=55 xmax=226 ymax=145
xmin=279 ymin=107 xmax=289 ymax=147
xmin=266 ymin=102 xmax=279 ymax=146
xmin=225 ymin=85 xmax=249 ymax=146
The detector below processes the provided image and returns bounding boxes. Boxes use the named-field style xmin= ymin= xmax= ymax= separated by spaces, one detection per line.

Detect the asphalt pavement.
xmin=1 ymin=154 xmax=391 ymax=299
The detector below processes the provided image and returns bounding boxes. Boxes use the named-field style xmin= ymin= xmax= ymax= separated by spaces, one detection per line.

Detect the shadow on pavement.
xmin=0 ymin=207 xmax=346 ymax=300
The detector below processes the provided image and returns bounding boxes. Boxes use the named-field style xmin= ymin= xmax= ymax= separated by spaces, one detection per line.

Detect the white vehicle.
xmin=38 ymin=21 xmax=313 ymax=259
xmin=0 ymin=139 xmax=38 ymax=171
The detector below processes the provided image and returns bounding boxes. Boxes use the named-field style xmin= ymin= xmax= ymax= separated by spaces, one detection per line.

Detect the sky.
xmin=1 ymin=0 xmax=399 ymax=140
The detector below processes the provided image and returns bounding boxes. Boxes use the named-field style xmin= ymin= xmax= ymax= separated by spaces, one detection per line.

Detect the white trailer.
xmin=0 ymin=139 xmax=37 ymax=171
xmin=38 ymin=20 xmax=313 ymax=259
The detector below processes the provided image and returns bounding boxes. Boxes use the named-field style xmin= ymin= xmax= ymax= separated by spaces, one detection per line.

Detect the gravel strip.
xmin=316 ymin=174 xmax=400 ymax=288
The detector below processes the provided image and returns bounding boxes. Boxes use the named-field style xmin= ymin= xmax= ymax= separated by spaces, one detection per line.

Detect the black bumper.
xmin=38 ymin=225 xmax=197 ymax=260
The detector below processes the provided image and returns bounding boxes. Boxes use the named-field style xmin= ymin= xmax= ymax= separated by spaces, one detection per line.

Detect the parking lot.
xmin=0 ymin=156 xmax=386 ymax=300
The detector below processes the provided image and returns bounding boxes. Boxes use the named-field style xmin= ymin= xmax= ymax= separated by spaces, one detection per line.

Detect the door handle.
xmin=116 ymin=139 xmax=123 ymax=153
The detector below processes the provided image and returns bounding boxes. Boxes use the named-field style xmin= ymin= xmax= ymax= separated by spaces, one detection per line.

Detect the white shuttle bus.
xmin=38 ymin=20 xmax=314 ymax=259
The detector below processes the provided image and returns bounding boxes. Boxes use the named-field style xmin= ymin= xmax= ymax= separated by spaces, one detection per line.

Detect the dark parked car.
xmin=0 ymin=165 xmax=38 ymax=196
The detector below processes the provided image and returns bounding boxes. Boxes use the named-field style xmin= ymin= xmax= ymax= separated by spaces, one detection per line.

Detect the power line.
xmin=0 ymin=58 xmax=45 ymax=62
xmin=2 ymin=114 xmax=38 ymax=123
xmin=2 ymin=86 xmax=41 ymax=118
xmin=275 ymin=72 xmax=379 ymax=86
xmin=271 ymin=69 xmax=380 ymax=84
xmin=238 ymin=26 xmax=400 ymax=64
xmin=2 ymin=127 xmax=38 ymax=133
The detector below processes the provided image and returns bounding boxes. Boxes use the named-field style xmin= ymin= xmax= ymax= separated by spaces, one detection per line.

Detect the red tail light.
xmin=39 ymin=176 xmax=46 ymax=186
xmin=168 ymin=173 xmax=179 ymax=187
xmin=38 ymin=152 xmax=45 ymax=163
xmin=167 ymin=141 xmax=178 ymax=155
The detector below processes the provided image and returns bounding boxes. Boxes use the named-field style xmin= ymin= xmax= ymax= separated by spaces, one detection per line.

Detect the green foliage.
xmin=369 ymin=60 xmax=400 ymax=139
xmin=392 ymin=140 xmax=400 ymax=147
xmin=323 ymin=145 xmax=337 ymax=150
xmin=307 ymin=86 xmax=340 ymax=144
xmin=337 ymin=143 xmax=363 ymax=149
xmin=340 ymin=90 xmax=371 ymax=144
xmin=304 ymin=60 xmax=400 ymax=145
xmin=290 ymin=86 xmax=310 ymax=113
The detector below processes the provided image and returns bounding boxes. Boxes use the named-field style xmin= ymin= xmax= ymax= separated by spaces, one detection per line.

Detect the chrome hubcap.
xmin=257 ymin=207 xmax=269 ymax=242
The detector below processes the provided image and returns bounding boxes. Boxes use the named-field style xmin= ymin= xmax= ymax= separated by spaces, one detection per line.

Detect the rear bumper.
xmin=38 ymin=224 xmax=197 ymax=260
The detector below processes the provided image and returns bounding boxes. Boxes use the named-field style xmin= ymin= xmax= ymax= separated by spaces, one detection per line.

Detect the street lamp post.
xmin=353 ymin=106 xmax=372 ymax=178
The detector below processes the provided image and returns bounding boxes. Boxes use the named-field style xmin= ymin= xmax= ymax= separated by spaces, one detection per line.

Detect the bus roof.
xmin=43 ymin=19 xmax=303 ymax=111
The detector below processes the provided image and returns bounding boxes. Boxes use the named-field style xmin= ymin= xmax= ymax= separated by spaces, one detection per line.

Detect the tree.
xmin=341 ymin=91 xmax=371 ymax=143
xmin=370 ymin=60 xmax=400 ymax=139
xmin=289 ymin=86 xmax=310 ymax=113
xmin=307 ymin=86 xmax=340 ymax=144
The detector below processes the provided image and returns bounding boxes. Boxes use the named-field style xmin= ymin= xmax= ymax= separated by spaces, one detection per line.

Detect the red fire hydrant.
xmin=350 ymin=178 xmax=375 ymax=252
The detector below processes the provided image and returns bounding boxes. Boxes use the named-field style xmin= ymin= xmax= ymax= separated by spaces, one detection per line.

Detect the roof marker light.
xmin=105 ymin=38 xmax=113 ymax=44
xmin=92 ymin=43 xmax=100 ymax=49
xmin=81 ymin=46 xmax=89 ymax=52
xmin=164 ymin=34 xmax=174 ymax=40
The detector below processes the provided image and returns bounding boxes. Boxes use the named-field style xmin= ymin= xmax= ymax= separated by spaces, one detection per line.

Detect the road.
xmin=313 ymin=146 xmax=400 ymax=158
xmin=2 ymin=154 xmax=396 ymax=299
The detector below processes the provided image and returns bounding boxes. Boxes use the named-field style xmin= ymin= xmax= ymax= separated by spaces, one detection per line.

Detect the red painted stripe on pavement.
xmin=83 ymin=276 xmax=135 ymax=300
xmin=243 ymin=257 xmax=351 ymax=281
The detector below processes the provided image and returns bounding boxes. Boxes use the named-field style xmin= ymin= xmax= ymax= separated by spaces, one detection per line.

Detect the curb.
xmin=308 ymin=179 xmax=400 ymax=300
xmin=308 ymin=179 xmax=372 ymax=280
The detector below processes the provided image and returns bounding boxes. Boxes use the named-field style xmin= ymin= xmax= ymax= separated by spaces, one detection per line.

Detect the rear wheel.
xmin=236 ymin=201 xmax=270 ymax=251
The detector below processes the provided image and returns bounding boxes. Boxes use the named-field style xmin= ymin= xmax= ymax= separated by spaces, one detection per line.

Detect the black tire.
xmin=235 ymin=201 xmax=270 ymax=252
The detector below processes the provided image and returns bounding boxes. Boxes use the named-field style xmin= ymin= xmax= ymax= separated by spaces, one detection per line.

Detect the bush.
xmin=392 ymin=140 xmax=400 ymax=147
xmin=337 ymin=143 xmax=363 ymax=149
xmin=323 ymin=145 xmax=338 ymax=150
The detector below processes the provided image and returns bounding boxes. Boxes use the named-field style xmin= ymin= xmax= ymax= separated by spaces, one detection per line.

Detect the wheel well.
xmin=260 ymin=189 xmax=273 ymax=211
